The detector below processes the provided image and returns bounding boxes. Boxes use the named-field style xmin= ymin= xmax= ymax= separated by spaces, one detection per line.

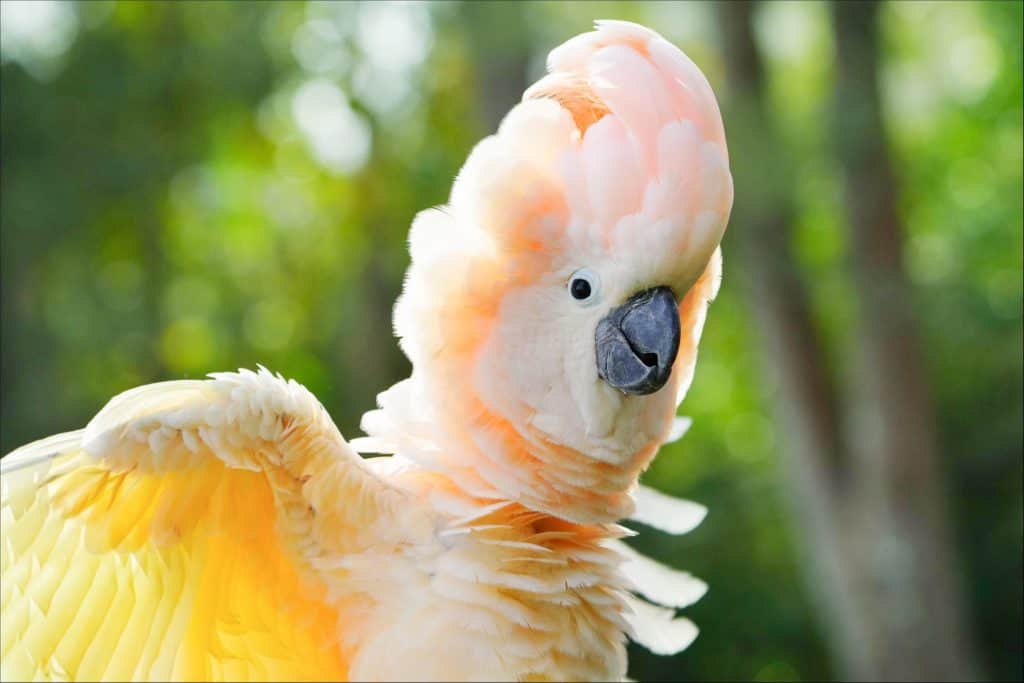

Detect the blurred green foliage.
xmin=1 ymin=2 xmax=1020 ymax=681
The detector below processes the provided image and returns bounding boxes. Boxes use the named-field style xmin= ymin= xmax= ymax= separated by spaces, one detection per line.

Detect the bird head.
xmin=362 ymin=20 xmax=732 ymax=523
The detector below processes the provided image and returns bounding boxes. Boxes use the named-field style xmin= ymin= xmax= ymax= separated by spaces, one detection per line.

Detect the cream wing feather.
xmin=1 ymin=367 xmax=433 ymax=682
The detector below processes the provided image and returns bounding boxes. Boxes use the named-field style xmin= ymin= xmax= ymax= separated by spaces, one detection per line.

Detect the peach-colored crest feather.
xmin=525 ymin=72 xmax=610 ymax=134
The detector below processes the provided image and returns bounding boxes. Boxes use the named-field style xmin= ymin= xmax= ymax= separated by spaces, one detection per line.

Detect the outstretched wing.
xmin=1 ymin=368 xmax=430 ymax=682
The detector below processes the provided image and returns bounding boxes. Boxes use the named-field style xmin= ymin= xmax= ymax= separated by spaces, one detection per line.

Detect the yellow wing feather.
xmin=1 ymin=369 xmax=428 ymax=682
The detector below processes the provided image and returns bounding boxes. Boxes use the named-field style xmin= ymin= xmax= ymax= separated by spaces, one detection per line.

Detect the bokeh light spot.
xmin=292 ymin=78 xmax=372 ymax=175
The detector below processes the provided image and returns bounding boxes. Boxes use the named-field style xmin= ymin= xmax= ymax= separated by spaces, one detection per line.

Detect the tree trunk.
xmin=715 ymin=4 xmax=876 ymax=678
xmin=716 ymin=3 xmax=980 ymax=679
xmin=831 ymin=3 xmax=979 ymax=679
xmin=461 ymin=1 xmax=531 ymax=131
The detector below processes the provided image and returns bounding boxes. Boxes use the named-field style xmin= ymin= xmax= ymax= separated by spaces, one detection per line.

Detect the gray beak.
xmin=595 ymin=286 xmax=680 ymax=395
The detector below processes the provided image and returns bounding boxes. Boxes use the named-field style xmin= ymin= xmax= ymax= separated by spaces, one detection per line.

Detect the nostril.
xmin=639 ymin=352 xmax=658 ymax=368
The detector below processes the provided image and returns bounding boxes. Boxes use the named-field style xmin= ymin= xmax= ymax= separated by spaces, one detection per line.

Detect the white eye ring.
xmin=567 ymin=268 xmax=601 ymax=307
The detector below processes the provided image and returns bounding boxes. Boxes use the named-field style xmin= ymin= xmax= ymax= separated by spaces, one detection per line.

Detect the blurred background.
xmin=1 ymin=1 xmax=1020 ymax=681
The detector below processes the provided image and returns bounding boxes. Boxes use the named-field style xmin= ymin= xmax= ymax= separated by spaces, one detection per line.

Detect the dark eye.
xmin=567 ymin=268 xmax=600 ymax=307
xmin=570 ymin=278 xmax=591 ymax=300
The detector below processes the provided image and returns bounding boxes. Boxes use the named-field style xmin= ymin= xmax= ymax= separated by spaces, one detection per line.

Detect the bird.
xmin=0 ymin=19 xmax=732 ymax=682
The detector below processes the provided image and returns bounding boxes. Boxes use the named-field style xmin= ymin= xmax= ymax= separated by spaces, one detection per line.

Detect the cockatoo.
xmin=0 ymin=20 xmax=731 ymax=682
